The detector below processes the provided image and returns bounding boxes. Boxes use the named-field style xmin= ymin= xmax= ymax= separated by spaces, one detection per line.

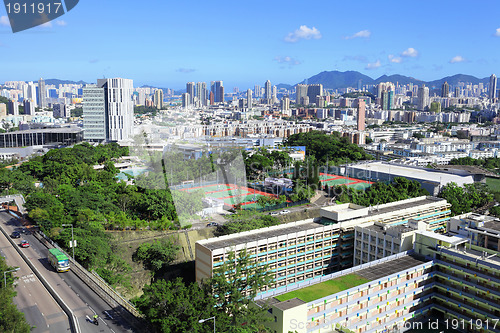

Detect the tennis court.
xmin=319 ymin=173 xmax=373 ymax=189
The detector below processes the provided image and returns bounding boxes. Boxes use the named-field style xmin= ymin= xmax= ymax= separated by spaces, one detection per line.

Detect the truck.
xmin=48 ymin=248 xmax=70 ymax=272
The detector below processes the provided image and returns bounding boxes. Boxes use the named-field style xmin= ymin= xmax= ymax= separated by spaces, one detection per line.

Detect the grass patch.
xmin=486 ymin=177 xmax=500 ymax=192
xmin=275 ymin=273 xmax=370 ymax=303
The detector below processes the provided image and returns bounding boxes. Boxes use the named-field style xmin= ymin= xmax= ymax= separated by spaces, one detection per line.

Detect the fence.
xmin=32 ymin=230 xmax=147 ymax=331
xmin=244 ymin=199 xmax=310 ymax=212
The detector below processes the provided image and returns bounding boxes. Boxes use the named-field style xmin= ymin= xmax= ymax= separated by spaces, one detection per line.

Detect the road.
xmin=0 ymin=210 xmax=139 ymax=333
xmin=0 ymin=221 xmax=70 ymax=333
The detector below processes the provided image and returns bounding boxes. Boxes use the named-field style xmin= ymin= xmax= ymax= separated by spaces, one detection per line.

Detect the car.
xmin=270 ymin=212 xmax=279 ymax=216
xmin=206 ymin=222 xmax=219 ymax=227
xmin=280 ymin=210 xmax=290 ymax=215
xmin=20 ymin=240 xmax=29 ymax=248
xmin=10 ymin=231 xmax=21 ymax=238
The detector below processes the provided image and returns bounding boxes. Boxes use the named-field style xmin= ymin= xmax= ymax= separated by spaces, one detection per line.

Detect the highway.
xmin=0 ymin=220 xmax=70 ymax=333
xmin=0 ymin=210 xmax=139 ymax=333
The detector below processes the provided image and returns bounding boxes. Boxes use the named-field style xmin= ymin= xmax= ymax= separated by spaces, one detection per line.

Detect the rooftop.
xmin=270 ymin=254 xmax=429 ymax=303
xmin=198 ymin=219 xmax=332 ymax=251
xmin=350 ymin=161 xmax=475 ymax=185
xmin=417 ymin=230 xmax=468 ymax=246
xmin=0 ymin=127 xmax=83 ymax=134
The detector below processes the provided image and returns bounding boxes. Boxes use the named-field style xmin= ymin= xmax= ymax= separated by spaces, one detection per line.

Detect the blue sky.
xmin=1 ymin=0 xmax=500 ymax=90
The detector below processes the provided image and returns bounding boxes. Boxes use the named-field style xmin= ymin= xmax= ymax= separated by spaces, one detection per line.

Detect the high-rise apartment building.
xmin=357 ymin=99 xmax=366 ymax=131
xmin=83 ymin=78 xmax=134 ymax=142
xmin=96 ymin=78 xmax=134 ymax=141
xmin=307 ymin=84 xmax=323 ymax=105
xmin=417 ymin=85 xmax=430 ymax=111
xmin=196 ymin=82 xmax=207 ymax=106
xmin=186 ymin=82 xmax=195 ymax=105
xmin=441 ymin=81 xmax=449 ymax=98
xmin=182 ymin=93 xmax=191 ymax=108
xmin=264 ymin=80 xmax=272 ymax=104
xmin=8 ymin=99 xmax=18 ymax=115
xmin=296 ymin=84 xmax=308 ymax=105
xmin=280 ymin=96 xmax=290 ymax=111
xmin=154 ymin=89 xmax=164 ymax=109
xmin=37 ymin=78 xmax=47 ymax=109
xmin=254 ymin=85 xmax=261 ymax=98
xmin=489 ymin=74 xmax=497 ymax=101
xmin=211 ymin=81 xmax=224 ymax=103
xmin=23 ymin=99 xmax=35 ymax=115
xmin=53 ymin=103 xmax=68 ymax=118
xmin=246 ymin=89 xmax=252 ymax=109
xmin=83 ymin=84 xmax=106 ymax=141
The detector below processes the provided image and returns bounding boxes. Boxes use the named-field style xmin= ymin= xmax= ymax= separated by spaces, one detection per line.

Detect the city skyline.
xmin=1 ymin=1 xmax=500 ymax=89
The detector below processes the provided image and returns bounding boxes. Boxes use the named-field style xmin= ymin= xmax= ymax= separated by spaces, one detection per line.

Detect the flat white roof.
xmin=350 ymin=161 xmax=474 ymax=185
xmin=417 ymin=230 xmax=468 ymax=245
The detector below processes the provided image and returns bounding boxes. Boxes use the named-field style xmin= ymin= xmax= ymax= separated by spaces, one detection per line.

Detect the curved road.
xmin=0 ymin=223 xmax=70 ymax=332
xmin=0 ymin=210 xmax=139 ymax=333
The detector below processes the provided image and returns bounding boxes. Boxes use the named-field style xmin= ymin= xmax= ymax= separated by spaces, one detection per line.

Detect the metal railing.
xmin=32 ymin=230 xmax=146 ymax=327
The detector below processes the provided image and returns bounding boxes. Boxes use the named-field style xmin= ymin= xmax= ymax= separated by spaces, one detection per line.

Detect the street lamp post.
xmin=3 ymin=267 xmax=20 ymax=288
xmin=198 ymin=316 xmax=215 ymax=333
xmin=61 ymin=224 xmax=75 ymax=260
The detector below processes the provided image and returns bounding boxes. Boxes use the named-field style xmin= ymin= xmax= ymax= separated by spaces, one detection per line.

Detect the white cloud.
xmin=495 ymin=28 xmax=500 ymax=37
xmin=56 ymin=20 xmax=67 ymax=26
xmin=176 ymin=68 xmax=196 ymax=73
xmin=401 ymin=47 xmax=418 ymax=57
xmin=449 ymin=55 xmax=466 ymax=63
xmin=388 ymin=54 xmax=402 ymax=63
xmin=284 ymin=25 xmax=321 ymax=43
xmin=274 ymin=56 xmax=301 ymax=66
xmin=0 ymin=16 xmax=9 ymax=27
xmin=40 ymin=21 xmax=52 ymax=28
xmin=365 ymin=60 xmax=381 ymax=70
xmin=343 ymin=30 xmax=371 ymax=40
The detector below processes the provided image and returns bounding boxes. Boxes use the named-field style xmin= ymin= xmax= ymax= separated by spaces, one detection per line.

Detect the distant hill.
xmin=42 ymin=79 xmax=88 ymax=86
xmin=374 ymin=74 xmax=424 ymax=86
xmin=291 ymin=71 xmax=490 ymax=90
xmin=276 ymin=83 xmax=293 ymax=90
xmin=425 ymin=74 xmax=489 ymax=88
xmin=298 ymin=70 xmax=375 ymax=89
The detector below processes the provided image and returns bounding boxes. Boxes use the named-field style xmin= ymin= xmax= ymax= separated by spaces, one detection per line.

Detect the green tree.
xmin=438 ymin=182 xmax=493 ymax=215
xmin=209 ymin=249 xmax=273 ymax=332
xmin=216 ymin=211 xmax=280 ymax=236
xmin=133 ymin=239 xmax=179 ymax=274
xmin=134 ymin=278 xmax=215 ymax=333
xmin=0 ymin=256 xmax=32 ymax=333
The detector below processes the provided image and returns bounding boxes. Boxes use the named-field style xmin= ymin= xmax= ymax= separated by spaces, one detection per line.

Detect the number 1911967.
xmin=6 ymin=2 xmax=62 ymax=14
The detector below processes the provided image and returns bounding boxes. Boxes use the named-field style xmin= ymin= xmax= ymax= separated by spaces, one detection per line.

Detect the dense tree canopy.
xmin=332 ymin=177 xmax=429 ymax=207
xmin=133 ymin=239 xmax=179 ymax=275
xmin=285 ymin=131 xmax=372 ymax=165
xmin=215 ymin=210 xmax=280 ymax=236
xmin=449 ymin=157 xmax=500 ymax=171
xmin=438 ymin=182 xmax=493 ymax=215
xmin=134 ymin=249 xmax=273 ymax=333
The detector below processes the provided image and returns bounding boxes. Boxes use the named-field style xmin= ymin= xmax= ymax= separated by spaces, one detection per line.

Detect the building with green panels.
xmin=196 ymin=196 xmax=451 ymax=298
xmin=261 ymin=231 xmax=499 ymax=333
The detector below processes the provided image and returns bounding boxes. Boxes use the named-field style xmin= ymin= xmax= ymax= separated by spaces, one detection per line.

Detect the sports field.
xmin=275 ymin=273 xmax=371 ymax=303
xmin=180 ymin=183 xmax=274 ymax=208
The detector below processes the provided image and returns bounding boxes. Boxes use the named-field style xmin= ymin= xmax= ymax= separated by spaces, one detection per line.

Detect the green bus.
xmin=48 ymin=248 xmax=70 ymax=272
